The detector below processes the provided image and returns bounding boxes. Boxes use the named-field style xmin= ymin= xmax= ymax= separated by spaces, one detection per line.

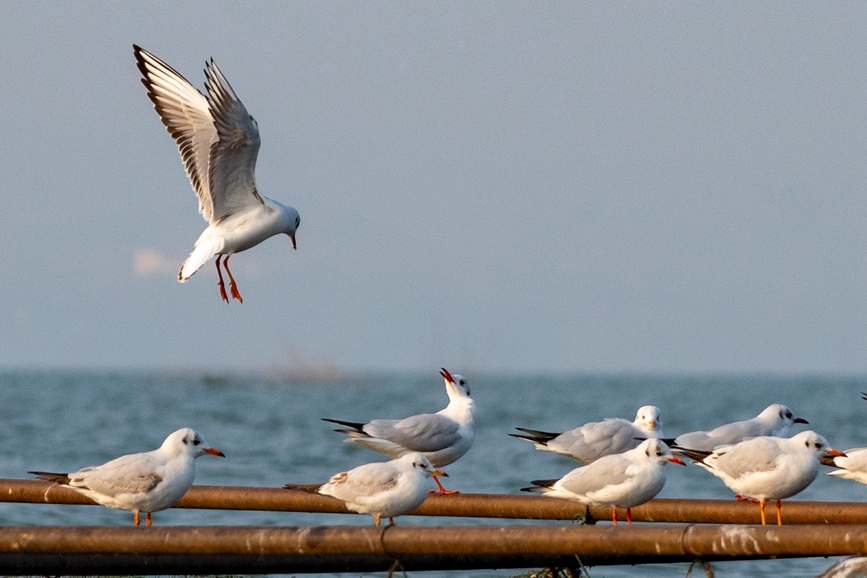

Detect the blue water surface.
xmin=0 ymin=370 xmax=864 ymax=577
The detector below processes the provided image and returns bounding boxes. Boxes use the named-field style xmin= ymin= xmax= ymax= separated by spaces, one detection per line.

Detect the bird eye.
xmin=459 ymin=379 xmax=467 ymax=386
xmin=785 ymin=412 xmax=792 ymax=418
xmin=193 ymin=439 xmax=201 ymax=446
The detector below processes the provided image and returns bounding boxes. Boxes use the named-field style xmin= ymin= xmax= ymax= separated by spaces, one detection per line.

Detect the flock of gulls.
xmin=23 ymin=47 xmax=865 ymax=531
xmin=25 ymin=366 xmax=867 ymax=529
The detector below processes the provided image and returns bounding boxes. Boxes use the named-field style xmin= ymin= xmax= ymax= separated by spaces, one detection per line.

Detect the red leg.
xmin=215 ymin=256 xmax=229 ymax=303
xmin=146 ymin=512 xmax=152 ymax=526
xmin=223 ymin=255 xmax=243 ymax=303
xmin=430 ymin=474 xmax=459 ymax=495
xmin=626 ymin=507 xmax=632 ymax=526
xmin=388 ymin=517 xmax=395 ymax=526
xmin=134 ymin=512 xmax=140 ymax=526
xmin=612 ymin=507 xmax=618 ymax=526
xmin=775 ymin=500 xmax=782 ymax=526
xmin=759 ymin=500 xmax=766 ymax=525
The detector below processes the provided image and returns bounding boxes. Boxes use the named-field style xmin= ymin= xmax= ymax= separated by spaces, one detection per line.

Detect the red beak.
xmin=440 ymin=368 xmax=454 ymax=383
xmin=669 ymin=457 xmax=686 ymax=466
xmin=205 ymin=447 xmax=226 ymax=457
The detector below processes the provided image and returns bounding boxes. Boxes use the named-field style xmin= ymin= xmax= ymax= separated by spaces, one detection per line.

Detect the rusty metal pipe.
xmin=5 ymin=479 xmax=867 ymax=525
xmin=0 ymin=524 xmax=863 ymax=574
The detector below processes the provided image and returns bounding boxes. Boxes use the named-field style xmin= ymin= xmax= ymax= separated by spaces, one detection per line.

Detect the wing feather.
xmin=134 ymin=45 xmax=217 ymax=221
xmin=202 ymin=58 xmax=264 ymax=221
xmin=364 ymin=414 xmax=461 ymax=452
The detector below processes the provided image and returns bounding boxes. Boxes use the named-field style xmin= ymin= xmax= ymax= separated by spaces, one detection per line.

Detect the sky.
xmin=1 ymin=2 xmax=866 ymax=375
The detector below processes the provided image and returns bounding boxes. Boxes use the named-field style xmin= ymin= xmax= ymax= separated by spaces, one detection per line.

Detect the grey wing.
xmin=71 ymin=454 xmax=163 ymax=497
xmin=558 ymin=455 xmax=633 ymax=495
xmin=712 ymin=438 xmax=781 ymax=478
xmin=551 ymin=419 xmax=638 ymax=461
xmin=364 ymin=414 xmax=461 ymax=452
xmin=679 ymin=420 xmax=763 ymax=451
xmin=203 ymin=58 xmax=264 ymax=222
xmin=322 ymin=463 xmax=399 ymax=501
xmin=134 ymin=45 xmax=218 ymax=222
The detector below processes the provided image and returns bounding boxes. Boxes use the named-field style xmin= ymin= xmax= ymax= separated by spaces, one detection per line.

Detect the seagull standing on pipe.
xmin=133 ymin=45 xmax=300 ymax=303
xmin=322 ymin=368 xmax=475 ymax=494
xmin=29 ymin=428 xmax=225 ymax=526
xmin=680 ymin=430 xmax=844 ymax=525
xmin=285 ymin=453 xmax=446 ymax=527
xmin=522 ymin=438 xmax=685 ymax=526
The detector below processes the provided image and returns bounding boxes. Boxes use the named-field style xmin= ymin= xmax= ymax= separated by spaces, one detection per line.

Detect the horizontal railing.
xmin=4 ymin=478 xmax=867 ymax=525
xmin=0 ymin=524 xmax=865 ymax=574
xmin=2 ymin=479 xmax=867 ymax=574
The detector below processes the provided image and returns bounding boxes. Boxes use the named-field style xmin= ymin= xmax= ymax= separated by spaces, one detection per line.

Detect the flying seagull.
xmin=133 ymin=45 xmax=300 ymax=303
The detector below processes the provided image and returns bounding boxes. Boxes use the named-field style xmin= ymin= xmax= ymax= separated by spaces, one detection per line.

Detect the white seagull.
xmin=511 ymin=405 xmax=663 ymax=464
xmin=29 ymin=428 xmax=224 ymax=526
xmin=823 ymin=392 xmax=867 ymax=485
xmin=522 ymin=438 xmax=685 ymax=526
xmin=825 ymin=448 xmax=867 ymax=485
xmin=681 ymin=430 xmax=843 ymax=525
xmin=322 ymin=368 xmax=475 ymax=494
xmin=133 ymin=45 xmax=300 ymax=303
xmin=286 ymin=453 xmax=446 ymax=526
xmin=668 ymin=404 xmax=808 ymax=452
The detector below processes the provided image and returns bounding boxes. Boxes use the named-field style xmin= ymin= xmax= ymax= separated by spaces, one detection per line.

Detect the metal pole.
xmin=0 ymin=524 xmax=863 ymax=574
xmin=4 ymin=479 xmax=867 ymax=525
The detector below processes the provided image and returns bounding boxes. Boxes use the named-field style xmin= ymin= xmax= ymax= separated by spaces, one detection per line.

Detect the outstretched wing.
xmin=202 ymin=56 xmax=264 ymax=221
xmin=134 ymin=45 xmax=264 ymax=223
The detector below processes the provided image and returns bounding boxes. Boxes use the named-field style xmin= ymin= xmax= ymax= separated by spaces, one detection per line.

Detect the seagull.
xmin=511 ymin=406 xmax=663 ymax=464
xmin=667 ymin=404 xmax=808 ymax=452
xmin=521 ymin=438 xmax=685 ymax=526
xmin=825 ymin=448 xmax=867 ymax=484
xmin=285 ymin=453 xmax=446 ymax=526
xmin=823 ymin=392 xmax=867 ymax=484
xmin=322 ymin=368 xmax=475 ymax=494
xmin=680 ymin=430 xmax=843 ymax=525
xmin=133 ymin=45 xmax=300 ymax=303
xmin=28 ymin=428 xmax=224 ymax=526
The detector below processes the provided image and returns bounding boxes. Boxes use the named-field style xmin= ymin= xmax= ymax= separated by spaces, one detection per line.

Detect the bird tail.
xmin=670 ymin=446 xmax=712 ymax=463
xmin=179 ymin=233 xmax=224 ymax=282
xmin=321 ymin=418 xmax=368 ymax=436
xmin=28 ymin=471 xmax=70 ymax=484
xmin=520 ymin=478 xmax=558 ymax=493
xmin=510 ymin=428 xmax=561 ymax=445
xmin=284 ymin=483 xmax=323 ymax=493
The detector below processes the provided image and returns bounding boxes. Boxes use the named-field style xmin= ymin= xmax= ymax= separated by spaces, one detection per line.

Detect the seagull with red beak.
xmin=323 ymin=368 xmax=475 ymax=494
xmin=522 ymin=438 xmax=686 ymax=526
xmin=29 ymin=428 xmax=225 ymax=526
xmin=134 ymin=45 xmax=300 ymax=303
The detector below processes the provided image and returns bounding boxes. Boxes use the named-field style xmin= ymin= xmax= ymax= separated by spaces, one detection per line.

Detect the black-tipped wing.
xmin=134 ymin=45 xmax=263 ymax=224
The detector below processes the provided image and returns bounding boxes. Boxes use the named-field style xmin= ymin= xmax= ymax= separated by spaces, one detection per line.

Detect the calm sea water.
xmin=1 ymin=370 xmax=865 ymax=577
